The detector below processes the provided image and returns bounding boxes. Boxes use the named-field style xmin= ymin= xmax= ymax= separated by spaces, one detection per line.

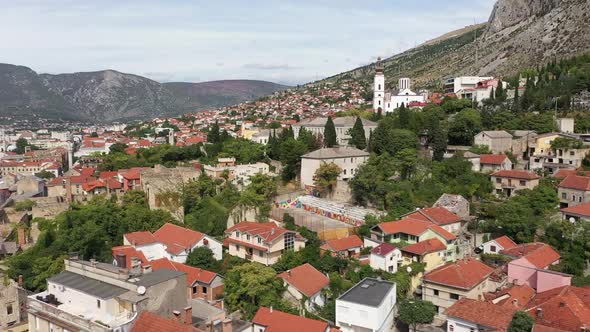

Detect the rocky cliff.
xmin=318 ymin=0 xmax=590 ymax=88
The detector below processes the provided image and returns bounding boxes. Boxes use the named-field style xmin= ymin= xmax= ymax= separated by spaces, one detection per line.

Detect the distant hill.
xmin=164 ymin=80 xmax=289 ymax=113
xmin=315 ymin=0 xmax=590 ymax=89
xmin=0 ymin=64 xmax=287 ymax=122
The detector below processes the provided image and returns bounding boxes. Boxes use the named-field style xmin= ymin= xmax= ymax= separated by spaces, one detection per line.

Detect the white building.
xmin=234 ymin=162 xmax=270 ymax=187
xmin=373 ymin=57 xmax=426 ymax=113
xmin=443 ymin=76 xmax=494 ymax=94
xmin=336 ymin=278 xmax=396 ymax=332
xmin=300 ymin=147 xmax=369 ymax=190
xmin=123 ymin=223 xmax=223 ymax=262
xmin=369 ymin=243 xmax=402 ymax=273
xmin=480 ymin=235 xmax=517 ymax=255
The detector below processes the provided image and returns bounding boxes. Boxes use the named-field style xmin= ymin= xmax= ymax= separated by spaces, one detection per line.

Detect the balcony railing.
xmin=28 ymin=295 xmax=137 ymax=332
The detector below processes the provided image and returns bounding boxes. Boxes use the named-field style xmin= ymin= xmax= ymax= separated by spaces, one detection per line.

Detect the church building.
xmin=373 ymin=57 xmax=426 ymax=113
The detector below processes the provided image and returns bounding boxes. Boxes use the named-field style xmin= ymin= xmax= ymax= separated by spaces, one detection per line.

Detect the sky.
xmin=1 ymin=0 xmax=496 ymax=85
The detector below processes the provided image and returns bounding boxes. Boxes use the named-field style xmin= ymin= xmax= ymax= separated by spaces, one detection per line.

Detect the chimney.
xmin=116 ymin=253 xmax=127 ymax=269
xmin=143 ymin=264 xmax=152 ymax=274
xmin=222 ymin=318 xmax=233 ymax=332
xmin=581 ymin=326 xmax=588 ymax=332
xmin=18 ymin=275 xmax=23 ymax=287
xmin=287 ymin=270 xmax=291 ymax=276
xmin=270 ymin=306 xmax=273 ymax=313
xmin=17 ymin=227 xmax=26 ymax=247
xmin=536 ymin=308 xmax=543 ymax=318
xmin=173 ymin=310 xmax=181 ymax=323
xmin=183 ymin=306 xmax=192 ymax=325
xmin=512 ymin=299 xmax=519 ymax=307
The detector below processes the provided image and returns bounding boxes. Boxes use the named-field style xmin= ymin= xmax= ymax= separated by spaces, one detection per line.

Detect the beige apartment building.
xmin=224 ymin=222 xmax=306 ymax=265
xmin=490 ymin=170 xmax=540 ymax=197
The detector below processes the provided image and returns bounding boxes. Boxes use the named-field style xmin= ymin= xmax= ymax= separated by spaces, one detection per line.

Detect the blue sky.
xmin=1 ymin=0 xmax=495 ymax=85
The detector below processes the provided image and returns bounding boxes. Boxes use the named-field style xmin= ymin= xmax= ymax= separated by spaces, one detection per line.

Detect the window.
xmin=235 ymin=244 xmax=240 ymax=250
xmin=562 ymin=193 xmax=567 ymax=199
xmin=284 ymin=233 xmax=294 ymax=251
xmin=246 ymin=234 xmax=250 ymax=240
xmin=450 ymin=293 xmax=460 ymax=300
xmin=257 ymin=237 xmax=262 ymax=244
xmin=202 ymin=286 xmax=208 ymax=294
xmin=343 ymin=169 xmax=347 ymax=175
xmin=97 ymin=299 xmax=101 ymax=308
xmin=192 ymin=286 xmax=198 ymax=294
xmin=433 ymin=290 xmax=439 ymax=296
xmin=519 ymin=180 xmax=526 ymax=186
xmin=259 ymin=250 xmax=264 ymax=256
xmin=490 ymin=245 xmax=497 ymax=252
xmin=496 ymin=178 xmax=501 ymax=184
xmin=6 ymin=303 xmax=13 ymax=315
xmin=580 ymin=197 xmax=583 ymax=203
xmin=235 ymin=231 xmax=240 ymax=237
xmin=573 ymin=195 xmax=577 ymax=202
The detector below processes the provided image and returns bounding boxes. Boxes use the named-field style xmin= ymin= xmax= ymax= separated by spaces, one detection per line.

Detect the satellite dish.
xmin=137 ymin=286 xmax=146 ymax=295
xmin=569 ymin=217 xmax=577 ymax=224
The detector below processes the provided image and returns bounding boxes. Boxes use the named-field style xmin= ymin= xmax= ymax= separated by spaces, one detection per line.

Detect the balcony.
xmin=28 ymin=292 xmax=137 ymax=332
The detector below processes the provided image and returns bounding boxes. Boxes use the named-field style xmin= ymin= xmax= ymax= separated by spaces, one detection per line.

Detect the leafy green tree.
xmin=15 ymin=200 xmax=35 ymax=211
xmin=313 ymin=162 xmax=342 ymax=196
xmin=224 ymin=263 xmax=287 ymax=319
xmin=15 ymin=138 xmax=29 ymax=154
xmin=109 ymin=143 xmax=128 ymax=154
xmin=35 ymin=170 xmax=56 ymax=180
xmin=469 ymin=145 xmax=492 ymax=154
xmin=448 ymin=108 xmax=482 ymax=145
xmin=323 ymin=116 xmax=337 ymax=147
xmin=186 ymin=246 xmax=222 ymax=273
xmin=279 ymin=138 xmax=308 ymax=181
xmin=297 ymin=127 xmax=320 ymax=151
xmin=398 ymin=299 xmax=436 ymax=331
xmin=349 ymin=117 xmax=367 ymax=150
xmin=430 ymin=117 xmax=447 ymax=162
xmin=507 ymin=311 xmax=534 ymax=332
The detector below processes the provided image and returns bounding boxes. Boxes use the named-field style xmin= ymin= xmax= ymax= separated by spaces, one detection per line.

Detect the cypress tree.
xmin=431 ymin=118 xmax=447 ymax=162
xmin=350 ymin=117 xmax=367 ymax=150
xmin=398 ymin=103 xmax=409 ymax=128
xmin=269 ymin=130 xmax=281 ymax=160
xmin=513 ymin=81 xmax=520 ymax=112
xmin=496 ymin=81 xmax=505 ymax=100
xmin=490 ymin=87 xmax=495 ymax=101
xmin=208 ymin=121 xmax=220 ymax=143
xmin=323 ymin=116 xmax=337 ymax=147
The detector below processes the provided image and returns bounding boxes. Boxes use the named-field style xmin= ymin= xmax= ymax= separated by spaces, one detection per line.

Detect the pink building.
xmin=502 ymin=243 xmax=570 ymax=292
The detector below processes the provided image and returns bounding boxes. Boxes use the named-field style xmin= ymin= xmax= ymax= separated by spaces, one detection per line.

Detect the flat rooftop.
xmin=48 ymin=271 xmax=127 ymax=299
xmin=337 ymin=278 xmax=395 ymax=307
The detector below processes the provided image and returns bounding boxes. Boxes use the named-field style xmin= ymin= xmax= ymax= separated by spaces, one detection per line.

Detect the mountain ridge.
xmin=0 ymin=64 xmax=288 ymax=123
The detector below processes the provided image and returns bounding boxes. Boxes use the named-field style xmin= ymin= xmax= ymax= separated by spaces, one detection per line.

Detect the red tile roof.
xmin=404 ymin=207 xmax=462 ymax=226
xmin=553 ymin=169 xmax=590 ymax=179
xmin=561 ymin=201 xmax=590 ymax=217
xmin=445 ymin=298 xmax=516 ymax=330
xmin=224 ymin=237 xmax=269 ymax=252
xmin=252 ymin=307 xmax=330 ymax=332
xmin=491 ymin=170 xmax=540 ymax=180
xmin=500 ymin=243 xmax=560 ymax=269
xmin=225 ymin=222 xmax=299 ymax=243
xmin=149 ymin=258 xmax=217 ymax=285
xmin=558 ymin=175 xmax=590 ymax=191
xmin=491 ymin=235 xmax=518 ymax=250
xmin=153 ymin=223 xmax=205 ymax=255
xmin=112 ymin=245 xmax=148 ymax=268
xmin=486 ymin=284 xmax=535 ymax=309
xmin=532 ymin=325 xmax=570 ymax=332
xmin=125 ymin=231 xmax=157 ymax=246
xmin=375 ymin=218 xmax=456 ymax=241
xmin=321 ymin=235 xmax=363 ymax=252
xmin=371 ymin=242 xmax=398 ymax=256
xmin=277 ymin=263 xmax=329 ymax=297
xmin=525 ymin=286 xmax=590 ymax=331
xmin=423 ymin=258 xmax=494 ymax=290
xmin=130 ymin=311 xmax=204 ymax=332
xmin=480 ymin=154 xmax=509 ymax=165
xmin=401 ymin=238 xmax=446 ymax=255
xmin=80 ymin=167 xmax=96 ymax=177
